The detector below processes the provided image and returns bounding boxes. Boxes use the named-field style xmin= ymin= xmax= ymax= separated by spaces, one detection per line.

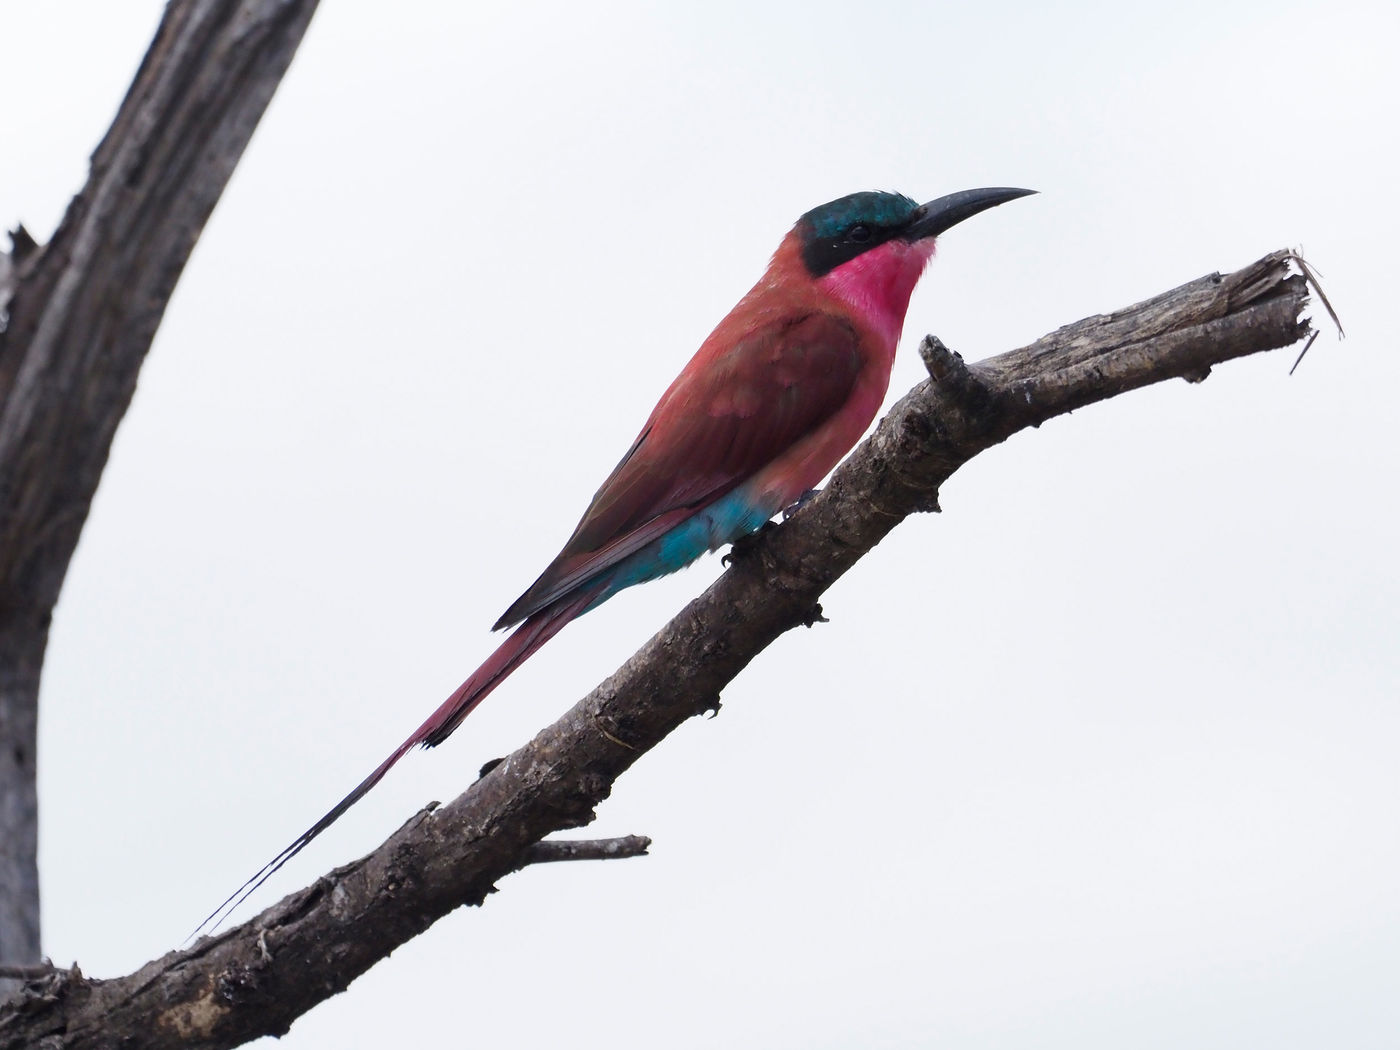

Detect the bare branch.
xmin=0 ymin=0 xmax=320 ymax=983
xmin=521 ymin=836 xmax=653 ymax=866
xmin=0 ymin=250 xmax=1313 ymax=1050
xmin=0 ymin=961 xmax=58 ymax=983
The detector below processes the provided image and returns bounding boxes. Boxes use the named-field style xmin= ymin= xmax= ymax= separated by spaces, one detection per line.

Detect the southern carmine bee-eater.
xmin=203 ymin=185 xmax=1034 ymax=930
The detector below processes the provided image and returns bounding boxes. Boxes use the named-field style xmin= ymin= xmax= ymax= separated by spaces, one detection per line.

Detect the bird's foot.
xmin=782 ymin=487 xmax=822 ymax=521
xmin=722 ymin=520 xmax=777 ymax=566
xmin=801 ymin=603 xmax=828 ymax=628
xmin=477 ymin=756 xmax=506 ymax=780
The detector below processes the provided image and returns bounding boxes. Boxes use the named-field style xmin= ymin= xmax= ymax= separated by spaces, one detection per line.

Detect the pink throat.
xmin=814 ymin=239 xmax=937 ymax=349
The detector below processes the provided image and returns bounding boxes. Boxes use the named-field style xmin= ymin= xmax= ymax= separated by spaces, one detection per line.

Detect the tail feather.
xmin=191 ymin=586 xmax=601 ymax=939
xmin=419 ymin=586 xmax=597 ymax=748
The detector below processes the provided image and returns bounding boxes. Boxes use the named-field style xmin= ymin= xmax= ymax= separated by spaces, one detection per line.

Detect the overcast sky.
xmin=3 ymin=2 xmax=1398 ymax=1047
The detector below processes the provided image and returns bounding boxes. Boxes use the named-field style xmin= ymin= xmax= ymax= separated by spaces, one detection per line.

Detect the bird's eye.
xmin=848 ymin=224 xmax=872 ymax=243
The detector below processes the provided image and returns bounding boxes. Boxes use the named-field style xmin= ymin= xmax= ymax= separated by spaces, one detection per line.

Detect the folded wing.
xmin=495 ymin=311 xmax=864 ymax=628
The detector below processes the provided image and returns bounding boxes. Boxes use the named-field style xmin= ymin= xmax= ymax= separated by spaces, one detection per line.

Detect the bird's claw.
xmin=701 ymin=696 xmax=722 ymax=718
xmin=722 ymin=520 xmax=777 ymax=566
xmin=477 ymin=756 xmax=506 ymax=780
xmin=782 ymin=487 xmax=822 ymax=521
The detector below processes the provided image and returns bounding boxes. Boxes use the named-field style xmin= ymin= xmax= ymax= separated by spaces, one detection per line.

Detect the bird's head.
xmin=793 ymin=186 xmax=1035 ymax=342
xmin=797 ymin=187 xmax=1036 ymax=278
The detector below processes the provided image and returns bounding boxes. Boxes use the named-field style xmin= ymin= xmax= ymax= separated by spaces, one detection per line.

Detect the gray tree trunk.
xmin=0 ymin=0 xmax=321 ymax=996
xmin=0 ymin=621 xmax=43 ymax=978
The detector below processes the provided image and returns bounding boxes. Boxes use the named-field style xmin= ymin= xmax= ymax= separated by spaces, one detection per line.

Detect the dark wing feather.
xmin=495 ymin=311 xmax=862 ymax=628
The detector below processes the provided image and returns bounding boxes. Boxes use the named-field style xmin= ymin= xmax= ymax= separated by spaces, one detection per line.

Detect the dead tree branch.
xmin=520 ymin=835 xmax=653 ymax=866
xmin=0 ymin=250 xmax=1314 ymax=1050
xmin=0 ymin=0 xmax=320 ymax=987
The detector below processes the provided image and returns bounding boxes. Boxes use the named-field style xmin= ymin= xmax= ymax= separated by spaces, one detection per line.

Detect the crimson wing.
xmin=495 ymin=311 xmax=863 ymax=629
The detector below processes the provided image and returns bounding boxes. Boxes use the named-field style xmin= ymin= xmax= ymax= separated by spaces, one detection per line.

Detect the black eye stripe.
xmin=800 ymin=222 xmax=902 ymax=277
xmin=796 ymin=191 xmax=924 ymax=276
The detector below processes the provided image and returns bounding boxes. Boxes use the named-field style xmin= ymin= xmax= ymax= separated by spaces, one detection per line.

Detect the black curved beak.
xmin=904 ymin=186 xmax=1037 ymax=242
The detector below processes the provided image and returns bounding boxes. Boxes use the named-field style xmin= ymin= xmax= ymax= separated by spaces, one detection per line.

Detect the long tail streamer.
xmin=191 ymin=587 xmax=600 ymax=939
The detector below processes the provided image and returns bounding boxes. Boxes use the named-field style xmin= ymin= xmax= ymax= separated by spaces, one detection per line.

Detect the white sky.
xmin=3 ymin=2 xmax=1398 ymax=1047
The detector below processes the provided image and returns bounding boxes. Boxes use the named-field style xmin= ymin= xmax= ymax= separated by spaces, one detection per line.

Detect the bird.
xmin=199 ymin=185 xmax=1034 ymax=933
